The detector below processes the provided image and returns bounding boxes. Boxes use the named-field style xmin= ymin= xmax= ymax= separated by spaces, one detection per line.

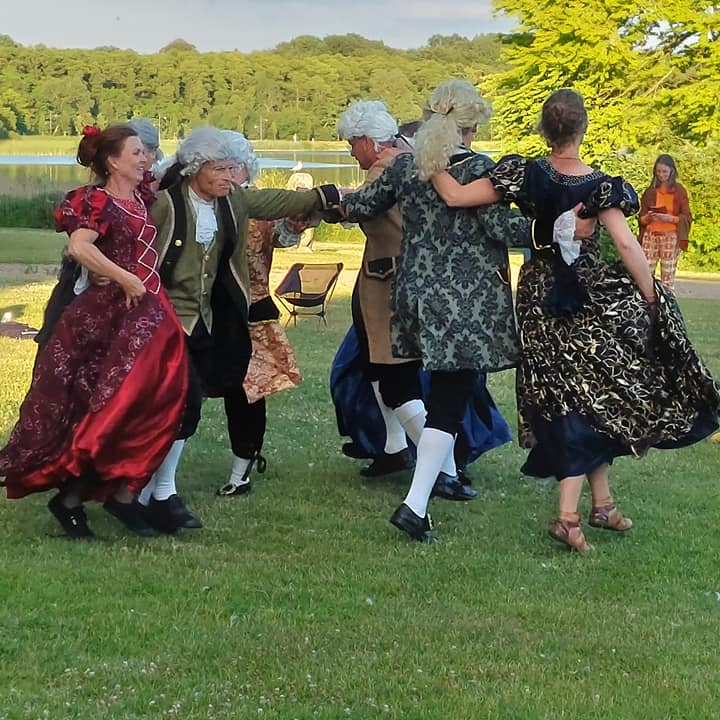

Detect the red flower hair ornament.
xmin=82 ymin=125 xmax=100 ymax=137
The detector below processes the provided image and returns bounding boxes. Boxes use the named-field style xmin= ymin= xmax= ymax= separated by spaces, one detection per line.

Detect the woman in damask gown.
xmin=214 ymin=132 xmax=302 ymax=497
xmin=341 ymin=80 xmax=550 ymax=542
xmin=0 ymin=125 xmax=188 ymax=539
xmin=430 ymin=89 xmax=719 ymax=552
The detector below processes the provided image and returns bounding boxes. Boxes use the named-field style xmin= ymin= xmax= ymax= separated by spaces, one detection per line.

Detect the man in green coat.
xmin=139 ymin=127 xmax=340 ymax=532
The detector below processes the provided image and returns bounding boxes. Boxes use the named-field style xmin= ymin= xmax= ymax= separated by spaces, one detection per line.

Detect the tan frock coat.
xmin=356 ymin=153 xmax=418 ymax=365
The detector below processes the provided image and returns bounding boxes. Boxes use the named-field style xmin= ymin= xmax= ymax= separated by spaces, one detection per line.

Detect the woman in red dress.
xmin=0 ymin=125 xmax=188 ymax=539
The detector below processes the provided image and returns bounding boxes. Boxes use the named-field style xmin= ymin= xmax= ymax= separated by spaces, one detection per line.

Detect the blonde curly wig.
xmin=414 ymin=79 xmax=491 ymax=181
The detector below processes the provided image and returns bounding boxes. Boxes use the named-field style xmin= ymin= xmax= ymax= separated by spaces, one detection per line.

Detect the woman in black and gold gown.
xmin=430 ymin=89 xmax=719 ymax=552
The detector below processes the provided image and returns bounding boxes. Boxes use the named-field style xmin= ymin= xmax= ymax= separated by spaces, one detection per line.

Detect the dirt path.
xmin=673 ymin=278 xmax=720 ymax=300
xmin=0 ymin=263 xmax=60 ymax=281
xmin=1 ymin=263 xmax=719 ymax=300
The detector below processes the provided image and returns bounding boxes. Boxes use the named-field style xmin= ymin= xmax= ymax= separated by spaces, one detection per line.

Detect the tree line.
xmin=0 ymin=33 xmax=504 ymax=141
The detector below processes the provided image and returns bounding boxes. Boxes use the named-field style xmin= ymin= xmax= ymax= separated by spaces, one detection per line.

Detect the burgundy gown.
xmin=0 ymin=185 xmax=188 ymax=501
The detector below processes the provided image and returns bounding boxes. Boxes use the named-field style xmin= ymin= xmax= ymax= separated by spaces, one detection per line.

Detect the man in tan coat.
xmin=336 ymin=101 xmax=475 ymax=501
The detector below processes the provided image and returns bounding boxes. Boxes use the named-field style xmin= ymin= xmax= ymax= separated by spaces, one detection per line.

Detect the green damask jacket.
xmin=343 ymin=151 xmax=532 ymax=372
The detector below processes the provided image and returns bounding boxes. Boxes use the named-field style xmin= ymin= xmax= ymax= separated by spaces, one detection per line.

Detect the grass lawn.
xmin=0 ymin=135 xmax=82 ymax=156
xmin=0 ymin=244 xmax=719 ymax=720
xmin=0 ymin=227 xmax=67 ymax=265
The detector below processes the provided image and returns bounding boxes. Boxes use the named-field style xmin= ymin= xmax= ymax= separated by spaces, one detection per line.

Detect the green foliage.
xmin=0 ymin=191 xmax=63 ymax=229
xmin=253 ymin=168 xmax=293 ymax=191
xmin=0 ymin=172 xmax=367 ymax=252
xmin=599 ymin=141 xmax=720 ymax=270
xmin=485 ymin=0 xmax=719 ymax=269
xmin=254 ymin=170 xmax=365 ymax=245
xmin=684 ymin=224 xmax=720 ymax=270
xmin=0 ymin=21 xmax=717 ymax=266
xmin=313 ymin=222 xmax=365 ymax=245
xmin=158 ymin=39 xmax=198 ymax=53
xmin=486 ymin=3 xmax=675 ymax=159
xmin=597 ymin=227 xmax=619 ymax=264
xmin=0 ymin=134 xmax=80 ymax=154
xmin=0 ymin=34 xmax=505 ymax=141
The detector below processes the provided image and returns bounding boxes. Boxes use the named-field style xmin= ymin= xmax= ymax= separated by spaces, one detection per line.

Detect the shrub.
xmin=0 ymin=192 xmax=63 ymax=229
xmin=313 ymin=222 xmax=364 ymax=244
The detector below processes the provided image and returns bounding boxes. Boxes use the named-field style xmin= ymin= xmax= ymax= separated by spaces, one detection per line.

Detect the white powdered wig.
xmin=177 ymin=127 xmax=235 ymax=176
xmin=337 ymin=100 xmax=398 ymax=142
xmin=222 ymin=130 xmax=260 ymax=183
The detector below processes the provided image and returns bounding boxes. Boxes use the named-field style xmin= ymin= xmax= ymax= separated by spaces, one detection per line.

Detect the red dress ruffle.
xmin=0 ymin=186 xmax=187 ymax=500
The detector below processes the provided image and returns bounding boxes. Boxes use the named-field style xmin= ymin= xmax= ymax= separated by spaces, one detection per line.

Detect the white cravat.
xmin=188 ymin=187 xmax=217 ymax=247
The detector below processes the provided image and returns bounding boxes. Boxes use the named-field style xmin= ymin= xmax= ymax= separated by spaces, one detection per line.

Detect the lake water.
xmin=0 ymin=150 xmax=364 ymax=197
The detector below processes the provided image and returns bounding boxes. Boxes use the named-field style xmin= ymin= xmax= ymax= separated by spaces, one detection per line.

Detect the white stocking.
xmin=139 ymin=439 xmax=185 ymax=505
xmin=371 ymin=381 xmax=407 ymax=454
xmin=403 ymin=428 xmax=454 ymax=517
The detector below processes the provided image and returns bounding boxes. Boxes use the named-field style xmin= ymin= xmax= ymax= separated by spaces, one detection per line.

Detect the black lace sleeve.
xmin=582 ymin=176 xmax=639 ymax=217
xmin=487 ymin=154 xmax=528 ymax=203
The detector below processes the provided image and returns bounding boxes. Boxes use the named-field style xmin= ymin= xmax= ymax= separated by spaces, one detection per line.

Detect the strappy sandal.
xmin=549 ymin=517 xmax=594 ymax=553
xmin=588 ymin=504 xmax=633 ymax=531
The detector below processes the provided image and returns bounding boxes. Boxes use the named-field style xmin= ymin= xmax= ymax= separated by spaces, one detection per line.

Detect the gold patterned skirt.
xmin=516 ymin=253 xmax=719 ymax=479
xmin=243 ymin=320 xmax=302 ymax=405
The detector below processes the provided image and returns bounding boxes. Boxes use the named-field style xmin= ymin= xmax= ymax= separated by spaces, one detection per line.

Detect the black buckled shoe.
xmin=217 ymin=453 xmax=266 ymax=497
xmin=389 ymin=503 xmax=436 ymax=543
xmin=145 ymin=494 xmax=203 ymax=533
xmin=431 ymin=472 xmax=477 ymax=502
xmin=217 ymin=480 xmax=252 ymax=497
xmin=361 ymin=448 xmax=414 ymax=477
xmin=48 ymin=494 xmax=94 ymax=539
xmin=103 ymin=497 xmax=160 ymax=537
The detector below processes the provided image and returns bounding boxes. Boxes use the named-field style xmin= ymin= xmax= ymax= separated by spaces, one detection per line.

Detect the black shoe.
xmin=457 ymin=468 xmax=472 ymax=486
xmin=217 ymin=480 xmax=252 ymax=497
xmin=103 ymin=497 xmax=159 ymax=537
xmin=389 ymin=503 xmax=436 ymax=543
xmin=361 ymin=448 xmax=414 ymax=477
xmin=216 ymin=453 xmax=266 ymax=497
xmin=342 ymin=442 xmax=374 ymax=460
xmin=145 ymin=494 xmax=203 ymax=533
xmin=48 ymin=494 xmax=94 ymax=539
xmin=431 ymin=472 xmax=478 ymax=502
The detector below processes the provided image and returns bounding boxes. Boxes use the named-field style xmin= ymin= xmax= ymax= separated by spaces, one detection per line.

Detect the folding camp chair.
xmin=274 ymin=262 xmax=343 ymax=327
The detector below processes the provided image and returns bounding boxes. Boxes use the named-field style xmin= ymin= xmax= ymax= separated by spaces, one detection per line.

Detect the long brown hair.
xmin=651 ymin=154 xmax=678 ymax=190
xmin=76 ymin=125 xmax=138 ymax=182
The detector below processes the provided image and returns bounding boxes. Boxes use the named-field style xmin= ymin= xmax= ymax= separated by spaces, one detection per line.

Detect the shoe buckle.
xmin=426 ymin=513 xmax=434 ymax=531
